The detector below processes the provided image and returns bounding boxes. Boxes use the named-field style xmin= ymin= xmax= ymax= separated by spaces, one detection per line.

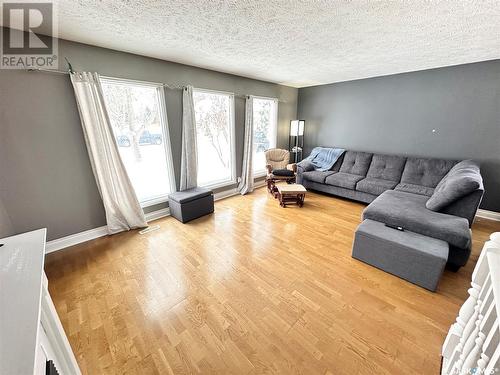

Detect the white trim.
xmin=100 ymin=77 xmax=177 ymax=206
xmin=45 ymin=226 xmax=108 ymax=254
xmin=252 ymin=95 xmax=279 ymax=102
xmin=201 ymin=179 xmax=236 ymax=191
xmin=100 ymin=75 xmax=164 ymax=88
xmin=476 ymin=209 xmax=500 ymax=222
xmin=253 ymin=171 xmax=267 ymax=179
xmin=193 ymin=88 xmax=237 ymax=188
xmin=157 ymin=85 xmax=178 ymax=194
xmin=40 ymin=277 xmax=82 ymax=375
xmin=45 ymin=185 xmax=267 ymax=254
xmin=252 ymin=97 xmax=278 ymax=177
xmin=254 ymin=179 xmax=267 ymax=188
xmin=212 ymin=181 xmax=266 ymax=200
xmin=145 ymin=207 xmax=170 ymax=222
xmin=140 ymin=195 xmax=168 ymax=208
xmin=214 ymin=188 xmax=239 ymax=200
xmin=193 ymin=86 xmax=235 ymax=97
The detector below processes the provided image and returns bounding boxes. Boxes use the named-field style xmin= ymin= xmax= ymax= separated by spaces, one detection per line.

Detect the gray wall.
xmin=0 ymin=37 xmax=298 ymax=240
xmin=297 ymin=60 xmax=500 ymax=212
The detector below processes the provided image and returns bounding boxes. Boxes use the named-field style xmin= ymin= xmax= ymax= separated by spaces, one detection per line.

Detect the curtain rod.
xmin=26 ymin=68 xmax=287 ymax=102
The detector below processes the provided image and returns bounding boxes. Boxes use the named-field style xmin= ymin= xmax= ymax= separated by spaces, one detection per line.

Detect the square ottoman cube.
xmin=168 ymin=187 xmax=214 ymax=223
xmin=352 ymin=219 xmax=449 ymax=291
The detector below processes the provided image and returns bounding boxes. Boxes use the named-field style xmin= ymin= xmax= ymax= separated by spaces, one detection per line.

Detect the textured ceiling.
xmin=46 ymin=1 xmax=500 ymax=87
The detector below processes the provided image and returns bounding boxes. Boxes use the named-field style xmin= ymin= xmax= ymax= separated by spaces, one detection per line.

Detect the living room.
xmin=1 ymin=1 xmax=499 ymax=375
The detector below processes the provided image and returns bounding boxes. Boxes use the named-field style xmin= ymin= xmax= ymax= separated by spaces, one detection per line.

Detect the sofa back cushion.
xmin=400 ymin=158 xmax=456 ymax=188
xmin=366 ymin=154 xmax=407 ymax=182
xmin=331 ymin=152 xmax=345 ymax=172
xmin=426 ymin=160 xmax=482 ymax=211
xmin=339 ymin=151 xmax=373 ymax=176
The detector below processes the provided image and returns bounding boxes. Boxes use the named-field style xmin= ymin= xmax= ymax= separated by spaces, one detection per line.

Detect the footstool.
xmin=168 ymin=187 xmax=214 ymax=223
xmin=276 ymin=184 xmax=306 ymax=207
xmin=352 ymin=219 xmax=449 ymax=291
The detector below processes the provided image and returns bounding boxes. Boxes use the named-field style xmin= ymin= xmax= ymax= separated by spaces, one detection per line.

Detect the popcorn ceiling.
xmin=54 ymin=0 xmax=500 ymax=87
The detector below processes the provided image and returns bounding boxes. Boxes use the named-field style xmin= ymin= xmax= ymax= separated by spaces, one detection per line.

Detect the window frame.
xmin=192 ymin=87 xmax=237 ymax=190
xmin=100 ymin=76 xmax=176 ymax=208
xmin=252 ymin=95 xmax=279 ymax=178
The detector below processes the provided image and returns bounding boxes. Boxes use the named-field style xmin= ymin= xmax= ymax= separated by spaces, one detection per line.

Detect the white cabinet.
xmin=0 ymin=229 xmax=81 ymax=375
xmin=441 ymin=232 xmax=500 ymax=375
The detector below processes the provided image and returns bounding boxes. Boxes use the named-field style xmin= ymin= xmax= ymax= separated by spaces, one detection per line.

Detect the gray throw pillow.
xmin=426 ymin=160 xmax=481 ymax=211
xmin=297 ymin=159 xmax=315 ymax=172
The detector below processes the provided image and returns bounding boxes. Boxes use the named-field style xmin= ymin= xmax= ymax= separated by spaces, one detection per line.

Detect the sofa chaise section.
xmin=362 ymin=190 xmax=471 ymax=268
xmin=298 ymin=147 xmax=484 ymax=271
xmin=362 ymin=190 xmax=471 ymax=249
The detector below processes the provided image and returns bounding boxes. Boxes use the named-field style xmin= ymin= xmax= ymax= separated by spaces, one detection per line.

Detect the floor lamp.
xmin=290 ymin=120 xmax=305 ymax=163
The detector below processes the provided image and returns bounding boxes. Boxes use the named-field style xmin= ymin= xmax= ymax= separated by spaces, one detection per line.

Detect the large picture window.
xmin=193 ymin=89 xmax=236 ymax=188
xmin=252 ymin=97 xmax=278 ymax=175
xmin=101 ymin=78 xmax=175 ymax=207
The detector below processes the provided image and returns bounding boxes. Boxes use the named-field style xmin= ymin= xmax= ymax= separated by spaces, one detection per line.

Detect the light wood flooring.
xmin=45 ymin=187 xmax=500 ymax=375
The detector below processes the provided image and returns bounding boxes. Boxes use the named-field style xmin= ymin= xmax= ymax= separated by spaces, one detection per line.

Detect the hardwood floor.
xmin=45 ymin=187 xmax=500 ymax=375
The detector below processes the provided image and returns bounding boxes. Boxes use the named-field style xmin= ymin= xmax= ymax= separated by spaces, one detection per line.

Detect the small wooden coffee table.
xmin=276 ymin=184 xmax=307 ymax=207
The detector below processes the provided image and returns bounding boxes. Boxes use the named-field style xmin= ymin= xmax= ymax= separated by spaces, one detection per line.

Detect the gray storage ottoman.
xmin=352 ymin=219 xmax=449 ymax=291
xmin=168 ymin=187 xmax=214 ymax=223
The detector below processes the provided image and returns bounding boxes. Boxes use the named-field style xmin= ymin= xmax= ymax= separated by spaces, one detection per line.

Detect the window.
xmin=193 ymin=89 xmax=236 ymax=188
xmin=252 ymin=97 xmax=278 ymax=175
xmin=101 ymin=78 xmax=175 ymax=207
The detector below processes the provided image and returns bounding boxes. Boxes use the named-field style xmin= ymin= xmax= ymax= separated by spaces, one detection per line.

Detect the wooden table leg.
xmin=278 ymin=193 xmax=305 ymax=207
xmin=267 ymin=179 xmax=274 ymax=194
xmin=278 ymin=192 xmax=285 ymax=207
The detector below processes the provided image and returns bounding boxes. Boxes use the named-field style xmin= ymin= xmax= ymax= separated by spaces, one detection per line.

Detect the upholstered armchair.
xmin=264 ymin=148 xmax=297 ymax=195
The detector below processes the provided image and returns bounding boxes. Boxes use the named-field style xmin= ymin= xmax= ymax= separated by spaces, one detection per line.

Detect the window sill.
xmin=253 ymin=171 xmax=267 ymax=179
xmin=140 ymin=195 xmax=169 ymax=208
xmin=200 ymin=179 xmax=236 ymax=191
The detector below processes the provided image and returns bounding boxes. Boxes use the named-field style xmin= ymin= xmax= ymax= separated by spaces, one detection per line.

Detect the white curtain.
xmin=70 ymin=72 xmax=147 ymax=234
xmin=180 ymin=85 xmax=198 ymax=191
xmin=238 ymin=96 xmax=254 ymax=194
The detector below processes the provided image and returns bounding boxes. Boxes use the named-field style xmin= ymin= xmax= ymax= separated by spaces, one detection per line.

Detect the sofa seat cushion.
xmin=356 ymin=178 xmax=398 ymax=196
xmin=395 ymin=183 xmax=435 ymax=197
xmin=426 ymin=160 xmax=482 ymax=211
xmin=362 ymin=190 xmax=471 ymax=249
xmin=339 ymin=151 xmax=373 ymax=176
xmin=400 ymin=157 xmax=456 ymax=188
xmin=366 ymin=154 xmax=407 ymax=182
xmin=325 ymin=172 xmax=364 ymax=189
xmin=302 ymin=170 xmax=336 ymax=184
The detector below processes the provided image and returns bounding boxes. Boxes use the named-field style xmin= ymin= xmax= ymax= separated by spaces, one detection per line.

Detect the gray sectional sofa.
xmin=297 ymin=150 xmax=484 ymax=271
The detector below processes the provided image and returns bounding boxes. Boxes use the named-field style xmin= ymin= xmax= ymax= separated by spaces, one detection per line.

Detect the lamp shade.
xmin=290 ymin=120 xmax=305 ymax=136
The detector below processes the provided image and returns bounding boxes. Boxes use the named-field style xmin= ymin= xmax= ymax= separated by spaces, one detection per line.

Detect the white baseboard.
xmin=145 ymin=207 xmax=170 ymax=222
xmin=45 ymin=225 xmax=108 ymax=254
xmin=476 ymin=209 xmax=500 ymax=222
xmin=214 ymin=188 xmax=239 ymax=200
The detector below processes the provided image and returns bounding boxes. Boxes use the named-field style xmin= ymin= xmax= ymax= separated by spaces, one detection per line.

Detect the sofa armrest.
xmin=441 ymin=189 xmax=484 ymax=227
xmin=297 ymin=160 xmax=315 ymax=172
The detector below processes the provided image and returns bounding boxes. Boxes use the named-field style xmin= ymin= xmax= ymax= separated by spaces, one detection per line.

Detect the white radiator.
xmin=441 ymin=232 xmax=500 ymax=375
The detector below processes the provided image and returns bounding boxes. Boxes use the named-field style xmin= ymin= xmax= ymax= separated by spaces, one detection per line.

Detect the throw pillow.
xmin=272 ymin=169 xmax=294 ymax=177
xmin=297 ymin=159 xmax=315 ymax=172
xmin=426 ymin=160 xmax=481 ymax=211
